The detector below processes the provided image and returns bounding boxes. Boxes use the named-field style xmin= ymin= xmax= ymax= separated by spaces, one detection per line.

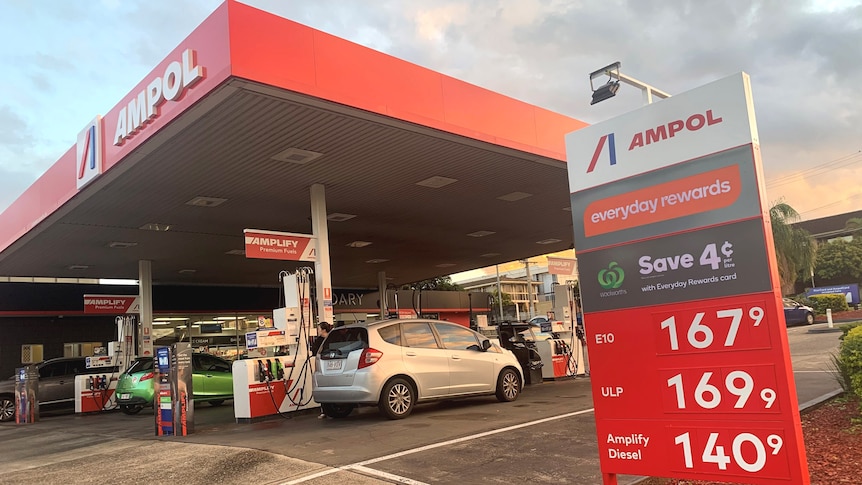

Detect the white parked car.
xmin=312 ymin=319 xmax=523 ymax=419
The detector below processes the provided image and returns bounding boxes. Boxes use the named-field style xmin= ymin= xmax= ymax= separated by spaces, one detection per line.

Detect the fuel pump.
xmin=232 ymin=268 xmax=320 ymax=420
xmin=75 ymin=314 xmax=136 ymax=414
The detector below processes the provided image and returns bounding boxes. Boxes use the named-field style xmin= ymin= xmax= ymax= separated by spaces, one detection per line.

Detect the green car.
xmin=115 ymin=353 xmax=234 ymax=415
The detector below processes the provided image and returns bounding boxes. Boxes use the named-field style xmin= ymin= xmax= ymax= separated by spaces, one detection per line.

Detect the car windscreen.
xmin=126 ymin=358 xmax=153 ymax=374
xmin=321 ymin=327 xmax=369 ymax=355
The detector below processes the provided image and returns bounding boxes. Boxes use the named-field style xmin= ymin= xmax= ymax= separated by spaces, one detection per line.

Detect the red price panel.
xmin=653 ymin=299 xmax=774 ymax=355
xmin=658 ymin=364 xmax=782 ymax=414
xmin=666 ymin=425 xmax=791 ymax=481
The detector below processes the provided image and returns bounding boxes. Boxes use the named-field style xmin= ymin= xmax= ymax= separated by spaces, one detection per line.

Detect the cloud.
xmin=1 ymin=0 xmax=861 ymax=222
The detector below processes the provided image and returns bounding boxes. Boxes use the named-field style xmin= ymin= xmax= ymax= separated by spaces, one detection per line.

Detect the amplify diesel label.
xmin=578 ymin=219 xmax=772 ymax=312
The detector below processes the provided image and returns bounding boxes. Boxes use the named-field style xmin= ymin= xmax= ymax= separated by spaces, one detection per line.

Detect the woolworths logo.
xmin=598 ymin=262 xmax=625 ymax=289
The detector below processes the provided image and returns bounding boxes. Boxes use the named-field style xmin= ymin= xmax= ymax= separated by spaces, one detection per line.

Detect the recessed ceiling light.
xmin=108 ymin=241 xmax=138 ymax=249
xmin=68 ymin=265 xmax=89 ymax=270
xmin=436 ymin=263 xmax=456 ymax=268
xmin=225 ymin=249 xmax=246 ymax=256
xmin=327 ymin=213 xmax=356 ymax=222
xmin=271 ymin=147 xmax=323 ymax=165
xmin=467 ymin=231 xmax=496 ymax=238
xmin=366 ymin=258 xmax=389 ymax=264
xmin=481 ymin=253 xmax=501 ymax=258
xmin=416 ymin=176 xmax=458 ymax=188
xmin=186 ymin=196 xmax=227 ymax=208
xmin=178 ymin=269 xmax=197 ymax=274
xmin=537 ymin=238 xmax=562 ymax=245
xmin=347 ymin=241 xmax=372 ymax=248
xmin=497 ymin=192 xmax=533 ymax=202
xmin=140 ymin=223 xmax=171 ymax=232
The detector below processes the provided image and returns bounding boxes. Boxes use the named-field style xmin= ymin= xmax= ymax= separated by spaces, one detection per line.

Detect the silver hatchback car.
xmin=313 ymin=319 xmax=523 ymax=419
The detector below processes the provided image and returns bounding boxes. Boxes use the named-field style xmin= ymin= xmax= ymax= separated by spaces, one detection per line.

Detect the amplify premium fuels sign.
xmin=243 ymin=229 xmax=316 ymax=262
xmin=566 ymin=73 xmax=809 ymax=485
xmin=83 ymin=294 xmax=140 ymax=314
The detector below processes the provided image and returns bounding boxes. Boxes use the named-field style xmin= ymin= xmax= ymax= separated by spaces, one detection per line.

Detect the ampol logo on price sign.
xmin=566 ymin=73 xmax=809 ymax=484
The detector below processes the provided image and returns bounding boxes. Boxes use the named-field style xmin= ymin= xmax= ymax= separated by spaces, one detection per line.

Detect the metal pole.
xmin=495 ymin=265 xmax=504 ymax=320
xmin=524 ymin=260 xmax=534 ymax=319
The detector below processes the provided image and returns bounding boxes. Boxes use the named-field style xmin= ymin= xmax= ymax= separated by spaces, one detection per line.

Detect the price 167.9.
xmin=654 ymin=302 xmax=773 ymax=354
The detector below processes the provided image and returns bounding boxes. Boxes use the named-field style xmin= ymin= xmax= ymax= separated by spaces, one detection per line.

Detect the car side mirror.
xmin=482 ymin=339 xmax=492 ymax=351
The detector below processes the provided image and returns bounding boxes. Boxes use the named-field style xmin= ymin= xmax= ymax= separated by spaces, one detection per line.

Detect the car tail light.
xmin=139 ymin=372 xmax=155 ymax=382
xmin=358 ymin=348 xmax=383 ymax=369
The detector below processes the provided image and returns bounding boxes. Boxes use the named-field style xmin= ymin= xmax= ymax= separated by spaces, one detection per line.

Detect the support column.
xmin=378 ymin=271 xmax=387 ymax=319
xmin=310 ymin=184 xmax=334 ymax=325
xmin=495 ymin=265 xmax=504 ymax=321
xmin=138 ymin=260 xmax=154 ymax=357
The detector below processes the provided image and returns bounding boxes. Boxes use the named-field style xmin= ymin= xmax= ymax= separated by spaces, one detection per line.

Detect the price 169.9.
xmin=660 ymin=365 xmax=781 ymax=413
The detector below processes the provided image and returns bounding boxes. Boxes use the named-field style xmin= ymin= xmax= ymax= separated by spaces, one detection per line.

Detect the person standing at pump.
xmin=310 ymin=322 xmax=332 ymax=356
xmin=311 ymin=322 xmax=332 ymax=419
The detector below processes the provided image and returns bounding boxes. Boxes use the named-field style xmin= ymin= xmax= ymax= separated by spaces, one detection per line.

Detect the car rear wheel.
xmin=322 ymin=403 xmax=355 ymax=418
xmin=0 ymin=395 xmax=15 ymax=422
xmin=379 ymin=378 xmax=415 ymax=419
xmin=120 ymin=404 xmax=144 ymax=415
xmin=496 ymin=368 xmax=521 ymax=402
xmin=805 ymin=312 xmax=815 ymax=325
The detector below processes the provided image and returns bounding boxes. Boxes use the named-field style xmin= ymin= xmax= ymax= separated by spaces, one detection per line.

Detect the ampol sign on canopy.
xmin=566 ymin=73 xmax=808 ymax=484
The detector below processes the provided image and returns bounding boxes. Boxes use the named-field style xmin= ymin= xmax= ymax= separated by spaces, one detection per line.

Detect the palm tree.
xmin=770 ymin=200 xmax=817 ymax=295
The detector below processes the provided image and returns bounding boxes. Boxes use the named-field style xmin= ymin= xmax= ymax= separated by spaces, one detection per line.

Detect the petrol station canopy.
xmin=0 ymin=1 xmax=586 ymax=289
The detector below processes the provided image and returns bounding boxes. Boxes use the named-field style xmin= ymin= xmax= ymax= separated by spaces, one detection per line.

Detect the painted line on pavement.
xmin=349 ymin=465 xmax=430 ymax=484
xmin=281 ymin=407 xmax=596 ymax=484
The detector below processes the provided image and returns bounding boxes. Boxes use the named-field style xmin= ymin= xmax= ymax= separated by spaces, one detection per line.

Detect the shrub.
xmin=839 ymin=322 xmax=862 ymax=340
xmin=808 ymin=294 xmax=850 ymax=315
xmin=839 ymin=326 xmax=862 ymax=405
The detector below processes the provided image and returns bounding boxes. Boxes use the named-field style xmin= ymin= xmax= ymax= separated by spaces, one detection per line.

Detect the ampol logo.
xmin=598 ymin=262 xmax=625 ymax=289
xmin=76 ymin=116 xmax=104 ymax=190
xmin=586 ymin=133 xmax=616 ymax=173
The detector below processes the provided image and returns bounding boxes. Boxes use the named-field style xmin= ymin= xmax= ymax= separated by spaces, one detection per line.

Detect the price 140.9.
xmin=674 ymin=430 xmax=785 ymax=476
xmin=655 ymin=302 xmax=772 ymax=354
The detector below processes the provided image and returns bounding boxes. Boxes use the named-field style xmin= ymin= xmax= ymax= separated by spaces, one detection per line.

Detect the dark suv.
xmin=0 ymin=357 xmax=116 ymax=422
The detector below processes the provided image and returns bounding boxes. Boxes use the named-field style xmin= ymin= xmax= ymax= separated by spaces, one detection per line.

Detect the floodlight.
xmin=588 ymin=61 xmax=671 ymax=106
xmin=589 ymin=62 xmax=622 ymax=105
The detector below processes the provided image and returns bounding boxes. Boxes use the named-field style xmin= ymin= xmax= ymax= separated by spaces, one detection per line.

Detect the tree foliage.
xmin=488 ymin=289 xmax=514 ymax=307
xmin=404 ymin=276 xmax=464 ymax=291
xmin=770 ymin=200 xmax=817 ymax=294
xmin=816 ymin=238 xmax=862 ymax=281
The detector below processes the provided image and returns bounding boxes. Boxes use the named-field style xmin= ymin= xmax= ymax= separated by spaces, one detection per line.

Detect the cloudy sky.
xmin=1 ymin=0 xmax=860 ymax=224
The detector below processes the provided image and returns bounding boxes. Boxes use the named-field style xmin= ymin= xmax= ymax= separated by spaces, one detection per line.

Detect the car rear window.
xmin=322 ymin=327 xmax=369 ymax=354
xmin=126 ymin=358 xmax=153 ymax=374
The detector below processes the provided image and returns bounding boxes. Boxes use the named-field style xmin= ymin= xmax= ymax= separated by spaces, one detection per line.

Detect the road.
xmin=0 ymin=324 xmax=845 ymax=485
